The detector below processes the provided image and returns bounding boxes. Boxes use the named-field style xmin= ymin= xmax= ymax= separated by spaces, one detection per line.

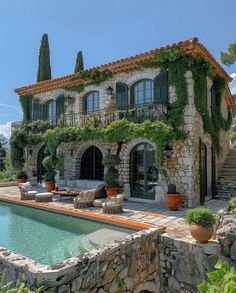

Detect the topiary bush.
xmin=16 ymin=170 xmax=27 ymax=180
xmin=102 ymin=152 xmax=121 ymax=188
xmin=186 ymin=208 xmax=216 ymax=227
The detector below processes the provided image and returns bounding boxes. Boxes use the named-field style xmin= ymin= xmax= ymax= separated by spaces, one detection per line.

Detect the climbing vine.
xmin=65 ymin=68 xmax=112 ymax=93
xmin=19 ymin=95 xmax=33 ymax=123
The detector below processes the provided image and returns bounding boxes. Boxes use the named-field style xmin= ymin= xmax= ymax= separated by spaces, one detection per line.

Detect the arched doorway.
xmin=80 ymin=146 xmax=104 ymax=180
xmin=130 ymin=143 xmax=158 ymax=200
xmin=37 ymin=146 xmax=49 ymax=183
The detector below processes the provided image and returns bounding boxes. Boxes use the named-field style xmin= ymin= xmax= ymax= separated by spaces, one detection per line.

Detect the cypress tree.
xmin=37 ymin=34 xmax=52 ymax=82
xmin=221 ymin=42 xmax=236 ymax=66
xmin=74 ymin=50 xmax=84 ymax=73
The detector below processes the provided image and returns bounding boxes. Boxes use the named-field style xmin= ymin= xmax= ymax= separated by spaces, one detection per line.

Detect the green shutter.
xmin=116 ymin=83 xmax=128 ymax=109
xmin=154 ymin=70 xmax=168 ymax=103
xmin=56 ymin=95 xmax=65 ymax=119
xmin=32 ymin=99 xmax=41 ymax=120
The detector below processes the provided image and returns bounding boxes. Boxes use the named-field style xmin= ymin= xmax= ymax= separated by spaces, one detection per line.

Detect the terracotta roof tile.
xmin=14 ymin=37 xmax=235 ymax=108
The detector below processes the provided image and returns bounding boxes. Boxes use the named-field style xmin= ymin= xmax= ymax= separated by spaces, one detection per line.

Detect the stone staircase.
xmin=216 ymin=149 xmax=236 ymax=199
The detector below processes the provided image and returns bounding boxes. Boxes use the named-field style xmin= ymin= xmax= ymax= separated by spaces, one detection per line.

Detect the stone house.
xmin=14 ymin=37 xmax=235 ymax=207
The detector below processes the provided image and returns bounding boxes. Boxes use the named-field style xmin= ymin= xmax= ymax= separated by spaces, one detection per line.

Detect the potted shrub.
xmin=16 ymin=170 xmax=28 ymax=184
xmin=44 ymin=170 xmax=56 ymax=192
xmin=43 ymin=156 xmax=56 ymax=191
xmin=102 ymin=152 xmax=121 ymax=196
xmin=166 ymin=183 xmax=181 ymax=211
xmin=186 ymin=208 xmax=216 ymax=243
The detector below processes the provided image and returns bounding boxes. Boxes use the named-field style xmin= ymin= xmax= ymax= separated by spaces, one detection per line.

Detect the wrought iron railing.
xmin=13 ymin=102 xmax=171 ymax=133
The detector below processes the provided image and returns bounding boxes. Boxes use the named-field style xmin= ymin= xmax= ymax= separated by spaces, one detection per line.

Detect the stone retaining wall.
xmin=0 ymin=228 xmax=163 ymax=293
xmin=159 ymin=233 xmax=221 ymax=293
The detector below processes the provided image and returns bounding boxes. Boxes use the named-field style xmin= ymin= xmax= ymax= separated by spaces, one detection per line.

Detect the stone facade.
xmin=23 ymin=68 xmax=231 ymax=207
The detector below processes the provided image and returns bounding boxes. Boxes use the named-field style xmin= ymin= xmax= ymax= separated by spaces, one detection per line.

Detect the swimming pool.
xmin=0 ymin=201 xmax=131 ymax=265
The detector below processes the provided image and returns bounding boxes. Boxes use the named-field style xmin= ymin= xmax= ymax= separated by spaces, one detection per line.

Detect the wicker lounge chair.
xmin=102 ymin=194 xmax=125 ymax=214
xmin=18 ymin=182 xmax=38 ymax=200
xmin=74 ymin=189 xmax=96 ymax=208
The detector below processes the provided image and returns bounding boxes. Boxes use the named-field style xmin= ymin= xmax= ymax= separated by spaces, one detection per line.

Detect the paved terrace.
xmin=0 ymin=186 xmax=229 ymax=240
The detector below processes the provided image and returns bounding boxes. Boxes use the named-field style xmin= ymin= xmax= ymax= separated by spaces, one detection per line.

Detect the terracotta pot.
xmin=16 ymin=178 xmax=27 ymax=184
xmin=189 ymin=224 xmax=214 ymax=243
xmin=166 ymin=193 xmax=181 ymax=211
xmin=46 ymin=181 xmax=55 ymax=192
xmin=106 ymin=187 xmax=119 ymax=197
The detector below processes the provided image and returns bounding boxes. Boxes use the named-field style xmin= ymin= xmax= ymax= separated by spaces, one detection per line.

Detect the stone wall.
xmin=159 ymin=233 xmax=221 ymax=293
xmin=0 ymin=228 xmax=162 ymax=293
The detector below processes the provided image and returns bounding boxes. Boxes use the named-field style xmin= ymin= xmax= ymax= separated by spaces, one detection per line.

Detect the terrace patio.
xmin=0 ymin=185 xmax=229 ymax=241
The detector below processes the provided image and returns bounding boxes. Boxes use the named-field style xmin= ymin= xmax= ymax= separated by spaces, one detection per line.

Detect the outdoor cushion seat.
xmin=102 ymin=194 xmax=125 ymax=214
xmin=93 ymin=198 xmax=106 ymax=208
xmin=35 ymin=192 xmax=53 ymax=202
xmin=74 ymin=189 xmax=96 ymax=208
xmin=18 ymin=182 xmax=38 ymax=200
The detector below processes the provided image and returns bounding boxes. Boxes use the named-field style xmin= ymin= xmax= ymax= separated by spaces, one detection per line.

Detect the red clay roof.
xmin=14 ymin=37 xmax=235 ymax=109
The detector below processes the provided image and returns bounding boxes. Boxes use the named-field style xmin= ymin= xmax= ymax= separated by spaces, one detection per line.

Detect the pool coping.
xmin=0 ymin=194 xmax=163 ymax=231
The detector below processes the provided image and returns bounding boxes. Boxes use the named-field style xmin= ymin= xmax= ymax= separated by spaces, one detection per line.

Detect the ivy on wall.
xmin=19 ymin=96 xmax=33 ymax=123
xmin=11 ymin=119 xmax=175 ymax=176
xmin=65 ymin=68 xmax=112 ymax=93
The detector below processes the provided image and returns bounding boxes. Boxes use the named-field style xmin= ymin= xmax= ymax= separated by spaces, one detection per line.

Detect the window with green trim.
xmin=84 ymin=91 xmax=100 ymax=113
xmin=116 ymin=82 xmax=128 ymax=109
xmin=32 ymin=99 xmax=41 ymax=121
xmin=131 ymin=79 xmax=154 ymax=105
xmin=154 ymin=70 xmax=168 ymax=103
xmin=56 ymin=95 xmax=65 ymax=119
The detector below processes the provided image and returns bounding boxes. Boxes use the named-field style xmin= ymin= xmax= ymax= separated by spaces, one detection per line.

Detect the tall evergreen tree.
xmin=221 ymin=42 xmax=236 ymax=66
xmin=0 ymin=137 xmax=7 ymax=171
xmin=37 ymin=34 xmax=52 ymax=82
xmin=74 ymin=51 xmax=84 ymax=73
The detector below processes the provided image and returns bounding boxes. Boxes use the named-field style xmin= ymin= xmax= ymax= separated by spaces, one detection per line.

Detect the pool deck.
xmin=0 ymin=186 xmax=229 ymax=240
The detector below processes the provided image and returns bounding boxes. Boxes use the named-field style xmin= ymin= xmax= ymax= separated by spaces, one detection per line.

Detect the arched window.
xmin=116 ymin=82 xmax=128 ymax=109
xmin=32 ymin=99 xmax=41 ymax=121
xmin=131 ymin=79 xmax=154 ymax=105
xmin=80 ymin=146 xmax=104 ymax=180
xmin=130 ymin=143 xmax=158 ymax=200
xmin=84 ymin=91 xmax=100 ymax=113
xmin=154 ymin=70 xmax=168 ymax=103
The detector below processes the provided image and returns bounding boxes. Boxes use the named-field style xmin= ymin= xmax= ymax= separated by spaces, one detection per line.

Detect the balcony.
xmin=13 ymin=102 xmax=170 ymax=133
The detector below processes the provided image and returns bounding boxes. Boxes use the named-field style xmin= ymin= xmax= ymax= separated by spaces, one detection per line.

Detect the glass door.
xmin=130 ymin=143 xmax=158 ymax=200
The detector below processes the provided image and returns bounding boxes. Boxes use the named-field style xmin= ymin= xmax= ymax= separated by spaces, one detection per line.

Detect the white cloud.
xmin=229 ymin=73 xmax=236 ymax=95
xmin=0 ymin=103 xmax=21 ymax=114
xmin=0 ymin=122 xmax=12 ymax=139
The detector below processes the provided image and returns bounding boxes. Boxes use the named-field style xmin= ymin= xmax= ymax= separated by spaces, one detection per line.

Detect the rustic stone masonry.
xmin=1 ymin=220 xmax=236 ymax=292
xmin=216 ymin=149 xmax=236 ymax=199
xmin=0 ymin=228 xmax=163 ymax=293
xmin=159 ymin=233 xmax=221 ymax=293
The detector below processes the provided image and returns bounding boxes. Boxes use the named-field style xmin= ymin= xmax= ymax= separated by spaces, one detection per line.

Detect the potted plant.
xmin=42 ymin=156 xmax=56 ymax=191
xmin=186 ymin=208 xmax=216 ymax=243
xmin=102 ymin=152 xmax=121 ymax=196
xmin=16 ymin=170 xmax=28 ymax=184
xmin=166 ymin=183 xmax=181 ymax=211
xmin=44 ymin=170 xmax=56 ymax=192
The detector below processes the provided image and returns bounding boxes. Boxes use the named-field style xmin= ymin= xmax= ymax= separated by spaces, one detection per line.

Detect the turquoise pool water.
xmin=0 ymin=201 xmax=130 ymax=265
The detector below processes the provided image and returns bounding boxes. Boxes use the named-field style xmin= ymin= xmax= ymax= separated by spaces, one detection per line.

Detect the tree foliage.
xmin=74 ymin=50 xmax=84 ymax=72
xmin=37 ymin=33 xmax=52 ymax=82
xmin=221 ymin=42 xmax=236 ymax=66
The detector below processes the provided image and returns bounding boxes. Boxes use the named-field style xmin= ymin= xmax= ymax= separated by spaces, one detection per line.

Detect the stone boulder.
xmin=217 ymin=215 xmax=236 ymax=260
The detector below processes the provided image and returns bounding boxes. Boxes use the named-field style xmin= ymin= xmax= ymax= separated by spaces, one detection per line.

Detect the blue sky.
xmin=0 ymin=0 xmax=236 ymax=137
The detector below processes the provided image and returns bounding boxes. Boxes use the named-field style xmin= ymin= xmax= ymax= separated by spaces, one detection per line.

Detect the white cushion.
xmin=19 ymin=182 xmax=32 ymax=192
xmin=36 ymin=192 xmax=53 ymax=196
xmin=27 ymin=191 xmax=38 ymax=195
